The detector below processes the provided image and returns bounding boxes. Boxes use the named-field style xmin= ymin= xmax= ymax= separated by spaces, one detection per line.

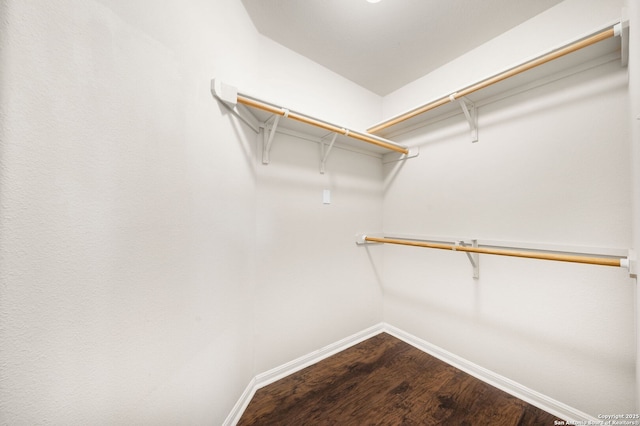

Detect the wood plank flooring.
xmin=239 ymin=333 xmax=561 ymax=425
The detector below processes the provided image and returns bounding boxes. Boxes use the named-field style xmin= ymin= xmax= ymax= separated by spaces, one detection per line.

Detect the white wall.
xmin=0 ymin=0 xmax=383 ymax=424
xmin=381 ymin=0 xmax=634 ymax=417
xmin=628 ymin=0 xmax=640 ymax=414
xmin=254 ymin=134 xmax=384 ymax=372
xmin=0 ymin=1 xmax=257 ymax=423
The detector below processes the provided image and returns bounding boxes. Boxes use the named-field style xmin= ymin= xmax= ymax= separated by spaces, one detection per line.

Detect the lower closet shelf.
xmin=356 ymin=234 xmax=634 ymax=279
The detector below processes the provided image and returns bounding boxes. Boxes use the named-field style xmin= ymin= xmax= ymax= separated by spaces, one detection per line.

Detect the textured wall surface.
xmin=0 ymin=0 xmax=383 ymax=423
xmin=0 ymin=1 xmax=258 ymax=423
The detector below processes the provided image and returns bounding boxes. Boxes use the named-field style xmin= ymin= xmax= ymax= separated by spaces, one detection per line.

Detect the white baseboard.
xmin=223 ymin=376 xmax=257 ymax=426
xmin=382 ymin=323 xmax=599 ymax=424
xmin=225 ymin=322 xmax=597 ymax=425
xmin=223 ymin=323 xmax=385 ymax=426
xmin=253 ymin=323 xmax=386 ymax=389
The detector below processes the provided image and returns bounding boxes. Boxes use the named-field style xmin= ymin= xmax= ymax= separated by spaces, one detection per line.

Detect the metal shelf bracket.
xmin=382 ymin=147 xmax=420 ymax=164
xmin=262 ymin=114 xmax=282 ymax=165
xmin=457 ymin=97 xmax=478 ymax=143
xmin=456 ymin=240 xmax=480 ymax=279
xmin=320 ymin=132 xmax=339 ymax=174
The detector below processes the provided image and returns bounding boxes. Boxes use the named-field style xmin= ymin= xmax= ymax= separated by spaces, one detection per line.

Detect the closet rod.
xmin=368 ymin=25 xmax=617 ymax=134
xmin=363 ymin=236 xmax=626 ymax=268
xmin=236 ymin=94 xmax=409 ymax=155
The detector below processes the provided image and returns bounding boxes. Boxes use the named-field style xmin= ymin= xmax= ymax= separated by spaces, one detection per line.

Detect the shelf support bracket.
xmin=262 ymin=114 xmax=282 ymax=165
xmin=234 ymin=103 xmax=261 ymax=133
xmin=320 ymin=132 xmax=339 ymax=174
xmin=457 ymin=97 xmax=478 ymax=143
xmin=382 ymin=147 xmax=420 ymax=164
xmin=457 ymin=240 xmax=480 ymax=279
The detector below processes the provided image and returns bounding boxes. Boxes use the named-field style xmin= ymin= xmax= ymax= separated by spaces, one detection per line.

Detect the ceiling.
xmin=241 ymin=0 xmax=565 ymax=96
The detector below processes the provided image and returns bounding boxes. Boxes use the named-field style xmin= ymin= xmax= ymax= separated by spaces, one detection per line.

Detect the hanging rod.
xmin=211 ymin=79 xmax=409 ymax=155
xmin=360 ymin=235 xmax=630 ymax=269
xmin=237 ymin=94 xmax=409 ymax=154
xmin=367 ymin=24 xmax=621 ymax=134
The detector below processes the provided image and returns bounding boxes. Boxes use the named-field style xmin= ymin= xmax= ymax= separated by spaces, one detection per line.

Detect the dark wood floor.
xmin=239 ymin=333 xmax=561 ymax=425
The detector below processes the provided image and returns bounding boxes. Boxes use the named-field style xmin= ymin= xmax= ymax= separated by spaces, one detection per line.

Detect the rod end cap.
xmin=211 ymin=79 xmax=238 ymax=106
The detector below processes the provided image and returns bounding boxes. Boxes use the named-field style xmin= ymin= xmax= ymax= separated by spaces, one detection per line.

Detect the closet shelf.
xmin=368 ymin=21 xmax=628 ymax=139
xmin=356 ymin=234 xmax=635 ymax=278
xmin=211 ymin=79 xmax=414 ymax=172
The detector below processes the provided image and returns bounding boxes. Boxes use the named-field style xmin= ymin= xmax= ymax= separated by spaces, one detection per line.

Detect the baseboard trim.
xmin=225 ymin=322 xmax=598 ymax=425
xmin=223 ymin=377 xmax=257 ymax=426
xmin=223 ymin=323 xmax=385 ymax=426
xmin=382 ymin=323 xmax=598 ymax=423
xmin=254 ymin=323 xmax=386 ymax=390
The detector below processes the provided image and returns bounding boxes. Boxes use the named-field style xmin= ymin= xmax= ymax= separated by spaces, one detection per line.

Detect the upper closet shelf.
xmin=368 ymin=21 xmax=629 ymax=140
xmin=211 ymin=79 xmax=415 ymax=172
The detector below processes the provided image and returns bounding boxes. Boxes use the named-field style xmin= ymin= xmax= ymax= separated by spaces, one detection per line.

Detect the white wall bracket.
xmin=457 ymin=240 xmax=480 ymax=279
xmin=381 ymin=147 xmax=420 ymax=164
xmin=320 ymin=133 xmax=339 ymax=174
xmin=234 ymin=103 xmax=261 ymax=133
xmin=457 ymin=97 xmax=478 ymax=143
xmin=262 ymin=114 xmax=281 ymax=165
